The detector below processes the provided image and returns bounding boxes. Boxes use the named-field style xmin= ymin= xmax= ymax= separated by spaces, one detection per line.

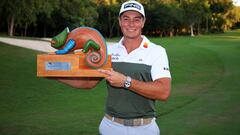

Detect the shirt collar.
xmin=118 ymin=35 xmax=150 ymax=49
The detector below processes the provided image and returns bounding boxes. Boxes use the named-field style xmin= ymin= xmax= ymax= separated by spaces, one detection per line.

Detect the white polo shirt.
xmin=108 ymin=35 xmax=171 ymax=81
xmin=105 ymin=36 xmax=171 ymax=119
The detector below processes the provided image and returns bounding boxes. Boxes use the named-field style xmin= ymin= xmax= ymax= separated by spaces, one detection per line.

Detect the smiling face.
xmin=119 ymin=11 xmax=145 ymax=40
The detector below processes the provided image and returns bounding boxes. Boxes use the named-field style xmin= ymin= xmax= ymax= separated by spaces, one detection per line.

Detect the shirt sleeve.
xmin=151 ymin=48 xmax=171 ymax=81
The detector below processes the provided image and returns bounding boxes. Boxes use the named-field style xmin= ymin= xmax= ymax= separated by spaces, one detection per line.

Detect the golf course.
xmin=0 ymin=30 xmax=239 ymax=135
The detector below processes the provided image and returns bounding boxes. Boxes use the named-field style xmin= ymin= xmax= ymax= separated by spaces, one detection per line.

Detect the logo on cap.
xmin=119 ymin=1 xmax=145 ymax=17
xmin=124 ymin=3 xmax=141 ymax=10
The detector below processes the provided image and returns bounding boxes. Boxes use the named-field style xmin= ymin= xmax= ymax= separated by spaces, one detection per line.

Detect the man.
xmin=56 ymin=1 xmax=171 ymax=135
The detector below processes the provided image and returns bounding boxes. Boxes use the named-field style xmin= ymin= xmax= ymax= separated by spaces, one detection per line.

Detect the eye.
xmin=123 ymin=17 xmax=129 ymax=21
xmin=134 ymin=18 xmax=141 ymax=23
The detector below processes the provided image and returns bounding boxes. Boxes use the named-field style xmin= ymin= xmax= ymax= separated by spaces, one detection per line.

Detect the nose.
xmin=129 ymin=19 xmax=135 ymax=26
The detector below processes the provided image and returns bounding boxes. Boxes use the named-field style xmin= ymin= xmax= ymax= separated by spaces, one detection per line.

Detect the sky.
xmin=233 ymin=0 xmax=240 ymax=6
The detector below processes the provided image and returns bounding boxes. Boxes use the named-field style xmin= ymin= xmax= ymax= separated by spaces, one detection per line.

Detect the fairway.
xmin=0 ymin=30 xmax=239 ymax=135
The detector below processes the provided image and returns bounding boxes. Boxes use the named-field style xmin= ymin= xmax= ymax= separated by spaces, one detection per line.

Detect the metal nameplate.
xmin=45 ymin=62 xmax=71 ymax=70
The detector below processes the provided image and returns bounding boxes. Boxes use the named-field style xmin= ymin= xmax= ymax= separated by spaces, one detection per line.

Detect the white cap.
xmin=119 ymin=0 xmax=145 ymax=18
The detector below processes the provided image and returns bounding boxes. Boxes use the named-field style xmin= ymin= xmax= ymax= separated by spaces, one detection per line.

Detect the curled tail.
xmin=82 ymin=39 xmax=103 ymax=69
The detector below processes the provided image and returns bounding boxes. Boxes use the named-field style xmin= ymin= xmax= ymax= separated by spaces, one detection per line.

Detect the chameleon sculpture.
xmin=50 ymin=27 xmax=108 ymax=69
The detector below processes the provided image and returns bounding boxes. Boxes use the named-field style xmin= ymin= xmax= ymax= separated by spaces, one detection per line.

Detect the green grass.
xmin=0 ymin=30 xmax=239 ymax=135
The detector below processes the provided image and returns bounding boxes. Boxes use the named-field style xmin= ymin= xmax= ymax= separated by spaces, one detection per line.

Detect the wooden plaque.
xmin=37 ymin=53 xmax=112 ymax=77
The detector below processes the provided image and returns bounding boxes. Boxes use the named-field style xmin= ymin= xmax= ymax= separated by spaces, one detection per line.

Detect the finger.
xmin=103 ymin=70 xmax=113 ymax=76
xmin=105 ymin=76 xmax=111 ymax=81
xmin=98 ymin=69 xmax=110 ymax=75
xmin=98 ymin=69 xmax=105 ymax=73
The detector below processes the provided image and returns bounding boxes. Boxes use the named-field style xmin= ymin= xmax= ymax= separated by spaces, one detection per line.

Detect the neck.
xmin=123 ymin=36 xmax=143 ymax=54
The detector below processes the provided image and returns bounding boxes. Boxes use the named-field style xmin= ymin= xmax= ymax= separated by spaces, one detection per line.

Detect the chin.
xmin=124 ymin=33 xmax=141 ymax=39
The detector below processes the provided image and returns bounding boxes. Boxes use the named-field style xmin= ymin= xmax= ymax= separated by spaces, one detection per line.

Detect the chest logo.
xmin=143 ymin=42 xmax=148 ymax=48
xmin=138 ymin=58 xmax=143 ymax=62
xmin=111 ymin=53 xmax=120 ymax=60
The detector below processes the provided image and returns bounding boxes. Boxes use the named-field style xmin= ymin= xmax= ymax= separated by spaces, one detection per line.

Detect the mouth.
xmin=126 ymin=28 xmax=136 ymax=32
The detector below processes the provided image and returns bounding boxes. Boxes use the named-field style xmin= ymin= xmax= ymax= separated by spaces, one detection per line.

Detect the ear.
xmin=141 ymin=19 xmax=146 ymax=28
xmin=118 ymin=17 xmax=122 ymax=27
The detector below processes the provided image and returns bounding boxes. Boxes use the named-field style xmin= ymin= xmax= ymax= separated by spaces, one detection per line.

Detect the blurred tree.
xmin=0 ymin=1 xmax=5 ymax=32
xmin=0 ymin=0 xmax=239 ymax=37
xmin=209 ymin=0 xmax=234 ymax=32
xmin=145 ymin=1 xmax=183 ymax=37
xmin=52 ymin=0 xmax=98 ymax=33
xmin=95 ymin=0 xmax=120 ymax=37
xmin=16 ymin=0 xmax=38 ymax=36
xmin=0 ymin=0 xmax=22 ymax=36
xmin=0 ymin=0 xmax=58 ymax=37
xmin=181 ymin=0 xmax=210 ymax=36
xmin=34 ymin=0 xmax=60 ymax=37
xmin=223 ymin=6 xmax=240 ymax=30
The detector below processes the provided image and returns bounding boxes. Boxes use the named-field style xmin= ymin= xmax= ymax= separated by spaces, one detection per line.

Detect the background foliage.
xmin=0 ymin=0 xmax=240 ymax=37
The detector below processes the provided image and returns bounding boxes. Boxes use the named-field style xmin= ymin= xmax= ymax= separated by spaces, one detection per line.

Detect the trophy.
xmin=37 ymin=27 xmax=112 ymax=77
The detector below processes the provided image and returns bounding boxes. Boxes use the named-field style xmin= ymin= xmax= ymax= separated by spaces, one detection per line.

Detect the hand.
xmin=98 ymin=69 xmax=127 ymax=87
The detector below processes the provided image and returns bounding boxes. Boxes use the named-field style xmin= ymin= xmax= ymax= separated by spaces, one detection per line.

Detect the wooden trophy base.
xmin=37 ymin=53 xmax=112 ymax=77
